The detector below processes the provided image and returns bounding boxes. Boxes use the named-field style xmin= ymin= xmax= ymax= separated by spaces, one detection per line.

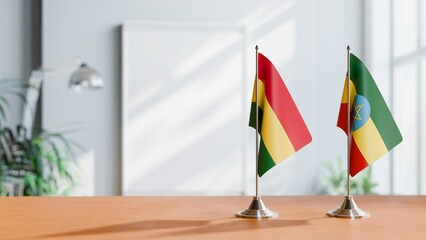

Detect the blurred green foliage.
xmin=318 ymin=156 xmax=378 ymax=195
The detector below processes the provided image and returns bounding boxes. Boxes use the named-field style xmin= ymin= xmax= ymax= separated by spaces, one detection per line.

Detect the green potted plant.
xmin=0 ymin=78 xmax=81 ymax=196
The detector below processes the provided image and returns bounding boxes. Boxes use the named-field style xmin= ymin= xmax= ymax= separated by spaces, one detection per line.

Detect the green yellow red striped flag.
xmin=337 ymin=53 xmax=403 ymax=176
xmin=249 ymin=53 xmax=312 ymax=177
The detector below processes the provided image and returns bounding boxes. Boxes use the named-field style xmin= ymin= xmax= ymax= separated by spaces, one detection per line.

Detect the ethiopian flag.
xmin=249 ymin=53 xmax=312 ymax=177
xmin=337 ymin=53 xmax=403 ymax=177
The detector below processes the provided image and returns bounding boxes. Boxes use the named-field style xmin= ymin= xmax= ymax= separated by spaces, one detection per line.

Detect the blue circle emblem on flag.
xmin=352 ymin=94 xmax=371 ymax=131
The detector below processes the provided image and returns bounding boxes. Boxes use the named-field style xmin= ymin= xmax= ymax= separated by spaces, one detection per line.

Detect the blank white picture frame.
xmin=121 ymin=21 xmax=248 ymax=195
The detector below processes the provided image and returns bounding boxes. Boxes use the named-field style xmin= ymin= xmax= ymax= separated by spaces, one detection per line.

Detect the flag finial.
xmin=347 ymin=45 xmax=351 ymax=51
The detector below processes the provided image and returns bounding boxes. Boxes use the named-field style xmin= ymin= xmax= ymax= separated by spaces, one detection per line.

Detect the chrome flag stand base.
xmin=236 ymin=196 xmax=278 ymax=219
xmin=327 ymin=195 xmax=370 ymax=219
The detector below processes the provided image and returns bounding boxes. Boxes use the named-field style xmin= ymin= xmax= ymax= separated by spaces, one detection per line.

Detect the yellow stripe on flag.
xmin=341 ymin=78 xmax=357 ymax=106
xmin=254 ymin=79 xmax=295 ymax=163
xmin=352 ymin=118 xmax=388 ymax=164
xmin=252 ymin=78 xmax=265 ymax=105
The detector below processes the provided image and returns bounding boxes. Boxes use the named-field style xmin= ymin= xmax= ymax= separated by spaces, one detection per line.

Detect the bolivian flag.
xmin=337 ymin=53 xmax=403 ymax=176
xmin=249 ymin=53 xmax=312 ymax=177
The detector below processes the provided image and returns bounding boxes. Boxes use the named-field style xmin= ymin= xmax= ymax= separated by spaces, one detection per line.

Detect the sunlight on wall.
xmin=393 ymin=0 xmax=417 ymax=58
xmin=172 ymin=30 xmax=244 ymax=79
xmin=393 ymin=62 xmax=418 ymax=194
xmin=241 ymin=0 xmax=294 ymax=31
xmin=257 ymin=19 xmax=295 ymax=69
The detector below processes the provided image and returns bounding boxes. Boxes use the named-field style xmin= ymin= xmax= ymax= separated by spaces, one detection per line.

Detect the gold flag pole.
xmin=327 ymin=46 xmax=369 ymax=219
xmin=236 ymin=45 xmax=277 ymax=219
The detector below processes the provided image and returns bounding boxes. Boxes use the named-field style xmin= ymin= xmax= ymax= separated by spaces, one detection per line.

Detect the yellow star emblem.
xmin=354 ymin=103 xmax=364 ymax=121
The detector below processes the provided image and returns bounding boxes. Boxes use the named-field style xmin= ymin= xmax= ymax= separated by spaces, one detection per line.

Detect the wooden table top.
xmin=1 ymin=195 xmax=426 ymax=239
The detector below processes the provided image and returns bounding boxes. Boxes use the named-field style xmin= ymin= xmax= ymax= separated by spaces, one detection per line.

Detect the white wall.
xmin=42 ymin=0 xmax=363 ymax=195
xmin=0 ymin=0 xmax=32 ymax=127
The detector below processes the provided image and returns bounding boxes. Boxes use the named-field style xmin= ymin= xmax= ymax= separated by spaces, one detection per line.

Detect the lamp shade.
xmin=69 ymin=63 xmax=104 ymax=90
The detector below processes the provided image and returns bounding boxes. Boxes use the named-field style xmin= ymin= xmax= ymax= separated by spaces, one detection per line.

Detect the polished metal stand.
xmin=327 ymin=195 xmax=369 ymax=219
xmin=236 ymin=196 xmax=277 ymax=219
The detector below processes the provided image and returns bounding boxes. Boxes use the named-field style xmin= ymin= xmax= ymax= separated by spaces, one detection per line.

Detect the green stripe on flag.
xmin=249 ymin=103 xmax=276 ymax=176
xmin=249 ymin=102 xmax=263 ymax=133
xmin=258 ymin=139 xmax=276 ymax=177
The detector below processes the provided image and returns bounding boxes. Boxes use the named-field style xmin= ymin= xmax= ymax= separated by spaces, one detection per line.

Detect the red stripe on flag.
xmin=350 ymin=137 xmax=369 ymax=177
xmin=258 ymin=53 xmax=312 ymax=150
xmin=337 ymin=103 xmax=348 ymax=134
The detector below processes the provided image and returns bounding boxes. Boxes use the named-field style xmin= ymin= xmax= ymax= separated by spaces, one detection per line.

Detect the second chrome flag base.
xmin=327 ymin=195 xmax=370 ymax=219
